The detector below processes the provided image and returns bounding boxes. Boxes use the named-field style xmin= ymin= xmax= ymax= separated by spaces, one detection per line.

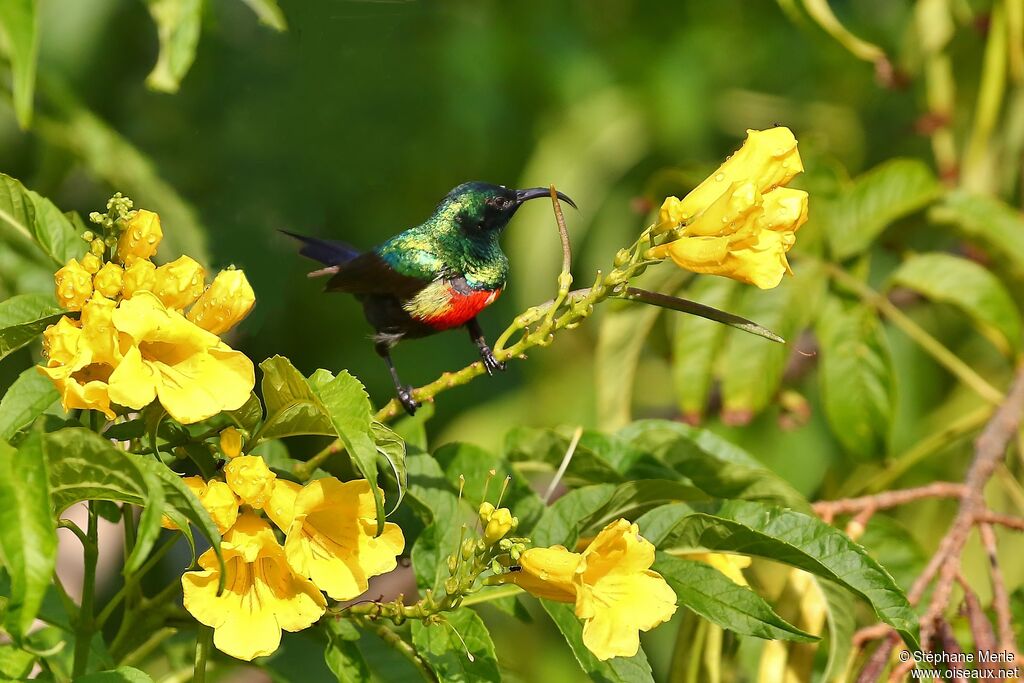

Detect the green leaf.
xmin=0 ymin=293 xmax=65 ymax=361
xmin=309 ymin=370 xmax=386 ymax=533
xmin=411 ymin=608 xmax=500 ymax=683
xmin=619 ymin=420 xmax=809 ymax=511
xmin=324 ymin=619 xmax=371 ymax=683
xmin=373 ymin=422 xmax=407 ymax=515
xmin=257 ymin=356 xmax=333 ymax=440
xmin=0 ymin=429 xmax=55 ymax=640
xmin=530 ymin=484 xmax=616 ymax=547
xmin=815 ymin=299 xmax=895 ymax=460
xmin=433 ymin=441 xmax=544 ymax=532
xmin=888 ymin=252 xmax=1022 ymax=355
xmin=226 ymin=392 xmax=263 ymax=434
xmin=44 ymin=428 xmax=221 ymax=572
xmin=719 ymin=262 xmax=826 ymax=420
xmin=670 ymin=277 xmax=739 ymax=420
xmin=0 ymin=643 xmax=35 ymax=678
xmin=76 ymin=667 xmax=154 ymax=682
xmin=407 ymin=453 xmax=473 ymax=592
xmin=144 ymin=0 xmax=203 ymax=93
xmin=0 ymin=366 xmax=58 ymax=441
xmin=239 ymin=0 xmax=287 ymax=30
xmin=0 ymin=174 xmax=84 ymax=266
xmin=504 ymin=427 xmax=624 ymax=486
xmin=654 ymin=553 xmax=817 ymax=642
xmin=827 ymin=159 xmax=942 ymax=260
xmin=818 ymin=578 xmax=857 ymax=683
xmin=639 ymin=499 xmax=919 ymax=649
xmin=595 ymin=295 xmax=665 ymax=430
xmin=0 ymin=0 xmax=38 ymax=128
xmin=541 ymin=601 xmax=655 ymax=683
xmin=931 ymin=191 xmax=1024 ymax=284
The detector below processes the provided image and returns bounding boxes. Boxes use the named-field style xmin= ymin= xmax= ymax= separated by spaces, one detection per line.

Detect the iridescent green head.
xmin=436 ymin=182 xmax=576 ymax=237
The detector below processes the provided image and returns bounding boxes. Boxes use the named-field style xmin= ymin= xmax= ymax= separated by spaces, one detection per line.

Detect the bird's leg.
xmin=466 ymin=317 xmax=505 ymax=375
xmin=375 ymin=342 xmax=419 ymax=415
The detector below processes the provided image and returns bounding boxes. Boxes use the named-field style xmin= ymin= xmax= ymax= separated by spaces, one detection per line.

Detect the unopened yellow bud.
xmin=90 ymin=238 xmax=106 ymax=257
xmin=220 ymin=427 xmax=243 ymax=458
xmin=122 ymin=259 xmax=157 ymax=298
xmin=153 ymin=256 xmax=206 ymax=310
xmin=54 ymin=259 xmax=94 ymax=311
xmin=116 ymin=209 xmax=163 ymax=265
xmin=484 ymin=508 xmax=516 ymax=545
xmin=81 ymin=252 xmax=102 ymax=274
xmin=200 ymin=480 xmax=239 ymax=533
xmin=224 ymin=455 xmax=276 ymax=509
xmin=92 ymin=262 xmax=123 ymax=298
xmin=42 ymin=317 xmax=81 ymax=364
xmin=187 ymin=268 xmax=256 ymax=334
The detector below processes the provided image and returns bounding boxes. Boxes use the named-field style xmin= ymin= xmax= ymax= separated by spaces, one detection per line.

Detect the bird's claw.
xmin=481 ymin=347 xmax=506 ymax=375
xmin=397 ymin=386 xmax=419 ymax=415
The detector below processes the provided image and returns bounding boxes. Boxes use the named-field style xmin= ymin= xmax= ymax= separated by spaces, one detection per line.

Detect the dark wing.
xmin=280 ymin=230 xmax=361 ymax=266
xmin=325 ymin=251 xmax=428 ymax=299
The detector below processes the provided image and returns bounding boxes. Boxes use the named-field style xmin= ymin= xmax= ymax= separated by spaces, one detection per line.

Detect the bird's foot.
xmin=480 ymin=347 xmax=506 ymax=375
xmin=397 ymin=386 xmax=420 ymax=415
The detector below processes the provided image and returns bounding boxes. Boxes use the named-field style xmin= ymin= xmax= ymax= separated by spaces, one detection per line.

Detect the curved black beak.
xmin=515 ymin=187 xmax=578 ymax=210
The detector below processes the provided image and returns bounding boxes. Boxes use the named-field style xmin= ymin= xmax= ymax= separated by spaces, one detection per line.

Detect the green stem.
xmin=826 ymin=263 xmax=1005 ymax=404
xmin=96 ymin=534 xmax=178 ymax=628
xmin=458 ymin=584 xmax=522 ymax=607
xmin=193 ymin=626 xmax=213 ymax=683
xmin=963 ymin=1 xmax=1009 ymax=193
xmin=72 ymin=503 xmax=99 ymax=678
xmin=367 ymin=621 xmax=438 ymax=682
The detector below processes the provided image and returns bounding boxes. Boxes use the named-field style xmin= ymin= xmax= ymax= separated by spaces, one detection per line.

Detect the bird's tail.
xmin=280 ymin=230 xmax=361 ymax=276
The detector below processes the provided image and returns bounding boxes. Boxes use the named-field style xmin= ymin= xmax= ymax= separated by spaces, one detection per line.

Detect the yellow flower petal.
xmin=201 ymin=480 xmax=239 ymax=534
xmin=42 ymin=317 xmax=82 ymax=366
xmin=107 ymin=345 xmax=158 ymax=411
xmin=506 ymin=546 xmax=580 ymax=602
xmin=81 ymin=253 xmax=102 ymax=275
xmin=669 ymin=127 xmax=802 ymax=228
xmin=80 ymin=294 xmax=121 ymax=367
xmin=686 ymin=552 xmax=751 ymax=586
xmin=284 ymin=478 xmax=404 ymax=601
xmin=220 ymin=426 xmax=243 ymax=459
xmin=111 ymin=292 xmax=255 ymax=424
xmin=224 ymin=455 xmax=276 ymax=509
xmin=93 ymin=262 xmax=124 ymax=298
xmin=153 ymin=256 xmax=206 ymax=310
xmin=54 ymin=259 xmax=94 ymax=311
xmin=122 ymin=259 xmax=157 ymax=299
xmin=116 ymin=209 xmax=163 ymax=265
xmin=573 ymin=520 xmax=677 ymax=661
xmin=187 ymin=268 xmax=256 ymax=334
xmin=266 ymin=479 xmax=302 ymax=531
xmin=181 ymin=513 xmax=326 ymax=662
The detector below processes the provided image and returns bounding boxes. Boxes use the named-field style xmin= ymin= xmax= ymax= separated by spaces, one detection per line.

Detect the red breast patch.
xmin=420 ymin=287 xmax=502 ymax=330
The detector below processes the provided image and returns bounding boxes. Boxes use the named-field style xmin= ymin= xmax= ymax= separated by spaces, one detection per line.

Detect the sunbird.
xmin=284 ymin=182 xmax=576 ymax=415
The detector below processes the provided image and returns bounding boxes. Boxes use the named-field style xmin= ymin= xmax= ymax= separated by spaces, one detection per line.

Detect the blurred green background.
xmin=2 ymin=0 xmax=919 ymax=451
xmin=4 ymin=1 xmax=1023 ymax=679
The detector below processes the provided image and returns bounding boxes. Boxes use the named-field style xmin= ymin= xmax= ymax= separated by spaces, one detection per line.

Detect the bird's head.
xmin=437 ymin=182 xmax=576 ymax=237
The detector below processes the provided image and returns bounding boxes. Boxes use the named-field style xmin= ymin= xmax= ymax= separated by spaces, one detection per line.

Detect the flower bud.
xmin=116 ymin=209 xmax=163 ymax=265
xmin=220 ymin=426 xmax=243 ymax=458
xmin=122 ymin=259 xmax=157 ymax=299
xmin=447 ymin=555 xmax=459 ymax=575
xmin=444 ymin=577 xmax=460 ymax=596
xmin=153 ymin=256 xmax=206 ymax=310
xmin=81 ymin=230 xmax=95 ymax=242
xmin=187 ymin=267 xmax=256 ymax=335
xmin=42 ymin=317 xmax=81 ymax=365
xmin=92 ymin=262 xmax=123 ymax=298
xmin=200 ymin=480 xmax=240 ymax=533
xmin=484 ymin=508 xmax=516 ymax=546
xmin=90 ymin=238 xmax=106 ymax=257
xmin=54 ymin=259 xmax=94 ymax=311
xmin=224 ymin=455 xmax=276 ymax=509
xmin=81 ymin=252 xmax=102 ymax=274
